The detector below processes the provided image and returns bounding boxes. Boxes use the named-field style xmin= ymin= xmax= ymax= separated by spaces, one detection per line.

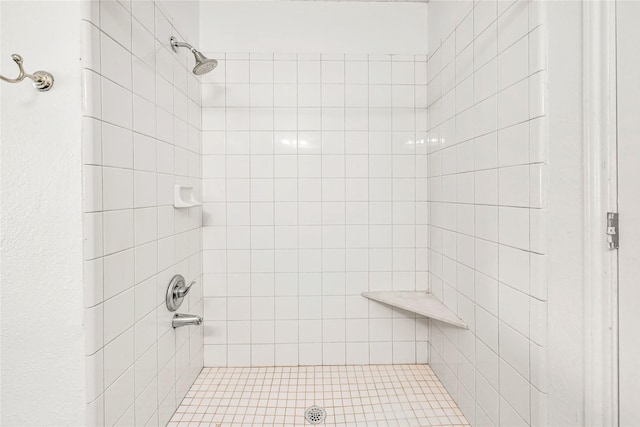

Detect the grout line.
xmin=343 ymin=54 xmax=348 ymax=366
xmin=319 ymin=57 xmax=324 ymax=367
xmin=224 ymin=50 xmax=230 ymax=367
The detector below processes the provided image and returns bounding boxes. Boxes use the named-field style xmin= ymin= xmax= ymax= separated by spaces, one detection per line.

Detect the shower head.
xmin=192 ymin=50 xmax=218 ymax=75
xmin=170 ymin=36 xmax=217 ymax=75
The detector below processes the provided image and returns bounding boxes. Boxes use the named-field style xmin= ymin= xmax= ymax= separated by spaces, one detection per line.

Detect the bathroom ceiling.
xmin=294 ymin=0 xmax=429 ymax=2
xmin=210 ymin=0 xmax=430 ymax=3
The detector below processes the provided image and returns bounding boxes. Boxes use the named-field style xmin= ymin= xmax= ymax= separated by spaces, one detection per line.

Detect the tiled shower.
xmin=426 ymin=1 xmax=547 ymax=425
xmin=61 ymin=0 xmax=547 ymax=425
xmin=200 ymin=53 xmax=430 ymax=368
xmin=82 ymin=2 xmax=204 ymax=425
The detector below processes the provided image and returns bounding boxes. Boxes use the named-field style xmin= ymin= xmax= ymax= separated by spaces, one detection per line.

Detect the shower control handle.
xmin=166 ymin=274 xmax=196 ymax=312
xmin=176 ymin=280 xmax=196 ymax=298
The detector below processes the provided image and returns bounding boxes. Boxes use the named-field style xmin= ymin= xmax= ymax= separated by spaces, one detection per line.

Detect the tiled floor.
xmin=169 ymin=364 xmax=470 ymax=426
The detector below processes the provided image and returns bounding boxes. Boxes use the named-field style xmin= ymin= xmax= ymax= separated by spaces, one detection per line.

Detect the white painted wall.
xmin=546 ymin=1 xmax=585 ymax=425
xmin=200 ymin=1 xmax=428 ymax=54
xmin=0 ymin=1 xmax=85 ymax=424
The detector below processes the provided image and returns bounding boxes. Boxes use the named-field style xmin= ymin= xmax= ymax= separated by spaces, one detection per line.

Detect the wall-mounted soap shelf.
xmin=361 ymin=291 xmax=468 ymax=329
xmin=174 ymin=185 xmax=202 ymax=208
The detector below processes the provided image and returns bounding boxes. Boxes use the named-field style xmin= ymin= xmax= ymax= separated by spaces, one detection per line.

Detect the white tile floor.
xmin=169 ymin=364 xmax=470 ymax=426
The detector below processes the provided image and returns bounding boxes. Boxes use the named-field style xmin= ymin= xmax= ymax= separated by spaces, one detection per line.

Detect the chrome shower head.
xmin=170 ymin=36 xmax=217 ymax=76
xmin=192 ymin=50 xmax=218 ymax=75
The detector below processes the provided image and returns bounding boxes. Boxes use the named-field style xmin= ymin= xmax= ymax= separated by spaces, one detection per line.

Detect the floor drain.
xmin=304 ymin=405 xmax=326 ymax=424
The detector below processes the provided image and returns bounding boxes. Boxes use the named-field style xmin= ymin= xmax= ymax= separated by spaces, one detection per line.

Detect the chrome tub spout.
xmin=172 ymin=313 xmax=203 ymax=328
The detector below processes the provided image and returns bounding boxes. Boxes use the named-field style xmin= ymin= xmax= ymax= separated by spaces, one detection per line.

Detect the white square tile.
xmin=498 ymin=36 xmax=528 ymax=91
xmin=104 ymin=328 xmax=134 ymax=389
xmin=225 ymin=84 xmax=250 ymax=107
xmin=250 ymin=60 xmax=274 ymax=83
xmin=102 ymin=77 xmax=133 ymax=129
xmin=499 ymin=165 xmax=530 ymax=207
xmin=499 ymin=206 xmax=529 ymax=250
xmin=103 ymin=209 xmax=134 ymax=255
xmin=345 ymin=85 xmax=368 ymax=107
xmin=274 ymin=84 xmax=297 ymax=107
xmin=101 ymin=33 xmax=132 ymax=90
xmin=226 ymin=107 xmax=251 ymax=131
xmin=322 ymin=61 xmax=345 ymax=84
xmin=273 ymin=61 xmax=296 ymax=84
xmin=345 ymin=61 xmax=368 ymax=84
xmin=251 ymin=83 xmax=274 ymax=107
xmin=103 ymin=167 xmax=133 ymax=210
xmin=298 ymin=60 xmax=321 ymax=84
xmin=476 ymin=306 xmax=499 ymax=352
xmin=134 ymin=171 xmax=157 ymax=208
xmin=369 ymin=61 xmax=392 ymax=84
xmin=392 ymin=62 xmax=414 ymax=85
xmin=133 ymin=95 xmax=156 ymax=137
xmin=227 ymin=60 xmax=250 ymax=83
xmin=269 ymin=108 xmax=295 ymax=132
xmin=498 ymin=78 xmax=528 ymax=129
xmin=104 ymin=366 xmax=134 ymax=427
xmin=369 ymin=85 xmax=391 ymax=108
xmin=499 ymin=284 xmax=529 ymax=338
xmin=323 ymin=342 xmax=346 ymax=364
xmin=227 ymin=344 xmax=251 ymax=366
xmin=100 ymin=0 xmax=131 ymax=50
xmin=250 ymin=107 xmax=274 ymax=131
xmin=369 ymin=342 xmax=392 ymax=364
xmin=131 ymin=19 xmax=154 ymax=68
xmin=499 ymin=322 xmax=529 ymax=379
xmin=103 ymin=288 xmax=134 ymax=344
xmin=499 ymin=361 xmax=531 ymax=423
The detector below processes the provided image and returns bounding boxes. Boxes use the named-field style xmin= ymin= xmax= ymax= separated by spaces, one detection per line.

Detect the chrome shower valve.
xmin=166 ymin=274 xmax=196 ymax=312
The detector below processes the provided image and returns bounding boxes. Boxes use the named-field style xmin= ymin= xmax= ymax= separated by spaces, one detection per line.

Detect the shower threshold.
xmin=169 ymin=364 xmax=469 ymax=427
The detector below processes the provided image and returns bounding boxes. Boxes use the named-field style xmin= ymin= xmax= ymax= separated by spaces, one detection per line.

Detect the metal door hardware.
xmin=607 ymin=212 xmax=619 ymax=250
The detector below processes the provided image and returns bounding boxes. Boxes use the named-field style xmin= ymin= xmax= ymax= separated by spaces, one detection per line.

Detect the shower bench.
xmin=361 ymin=291 xmax=468 ymax=329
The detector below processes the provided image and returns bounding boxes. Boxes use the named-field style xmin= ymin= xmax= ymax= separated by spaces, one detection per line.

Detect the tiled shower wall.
xmin=426 ymin=1 xmax=548 ymax=426
xmin=82 ymin=1 xmax=203 ymax=425
xmin=201 ymin=53 xmax=430 ymax=367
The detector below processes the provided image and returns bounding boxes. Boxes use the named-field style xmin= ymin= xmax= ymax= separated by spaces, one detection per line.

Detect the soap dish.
xmin=174 ymin=185 xmax=202 ymax=208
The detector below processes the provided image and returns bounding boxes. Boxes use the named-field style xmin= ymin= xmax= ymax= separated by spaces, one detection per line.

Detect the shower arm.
xmin=170 ymin=37 xmax=196 ymax=53
xmin=168 ymin=36 xmax=217 ymax=75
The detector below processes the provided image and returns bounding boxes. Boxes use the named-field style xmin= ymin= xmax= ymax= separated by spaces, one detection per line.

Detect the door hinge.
xmin=607 ymin=212 xmax=619 ymax=250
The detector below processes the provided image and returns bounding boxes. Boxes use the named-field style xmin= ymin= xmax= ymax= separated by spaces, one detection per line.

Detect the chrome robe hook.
xmin=0 ymin=54 xmax=54 ymax=92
